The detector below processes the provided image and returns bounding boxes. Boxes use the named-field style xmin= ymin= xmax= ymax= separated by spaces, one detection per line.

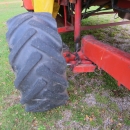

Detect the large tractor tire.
xmin=6 ymin=12 xmax=69 ymax=112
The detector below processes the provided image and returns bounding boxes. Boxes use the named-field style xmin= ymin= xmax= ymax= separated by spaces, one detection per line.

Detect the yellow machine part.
xmin=33 ymin=0 xmax=60 ymax=18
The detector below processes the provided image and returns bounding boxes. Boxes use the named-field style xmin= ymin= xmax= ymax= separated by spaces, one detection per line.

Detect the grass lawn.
xmin=0 ymin=1 xmax=130 ymax=130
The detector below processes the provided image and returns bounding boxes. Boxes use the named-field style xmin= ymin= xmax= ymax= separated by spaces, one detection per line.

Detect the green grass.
xmin=0 ymin=1 xmax=130 ymax=130
xmin=95 ymin=94 xmax=110 ymax=104
xmin=72 ymin=103 xmax=103 ymax=126
xmin=0 ymin=0 xmax=20 ymax=2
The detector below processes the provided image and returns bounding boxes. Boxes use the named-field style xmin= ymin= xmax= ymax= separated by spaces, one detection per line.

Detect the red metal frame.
xmin=58 ymin=21 xmax=130 ymax=33
xmin=60 ymin=0 xmax=130 ymax=90
xmin=117 ymin=0 xmax=130 ymax=8
xmin=63 ymin=51 xmax=96 ymax=73
xmin=63 ymin=35 xmax=130 ymax=90
xmin=23 ymin=0 xmax=130 ymax=90
xmin=74 ymin=0 xmax=81 ymax=43
xmin=58 ymin=1 xmax=130 ymax=34
xmin=81 ymin=36 xmax=130 ymax=90
xmin=23 ymin=0 xmax=33 ymax=10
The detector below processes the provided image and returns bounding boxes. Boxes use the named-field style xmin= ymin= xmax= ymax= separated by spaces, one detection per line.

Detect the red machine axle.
xmin=63 ymin=35 xmax=130 ymax=90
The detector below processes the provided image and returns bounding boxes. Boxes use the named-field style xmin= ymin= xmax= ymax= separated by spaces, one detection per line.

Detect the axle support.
xmin=63 ymin=35 xmax=130 ymax=90
xmin=82 ymin=35 xmax=130 ymax=90
xmin=63 ymin=51 xmax=96 ymax=73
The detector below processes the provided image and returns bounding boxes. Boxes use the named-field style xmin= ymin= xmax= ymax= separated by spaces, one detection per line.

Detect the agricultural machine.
xmin=6 ymin=0 xmax=130 ymax=112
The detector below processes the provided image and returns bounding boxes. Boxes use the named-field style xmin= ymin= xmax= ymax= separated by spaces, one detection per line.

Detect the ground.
xmin=0 ymin=1 xmax=130 ymax=130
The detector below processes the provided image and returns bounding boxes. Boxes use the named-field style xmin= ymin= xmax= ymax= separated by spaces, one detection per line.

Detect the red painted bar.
xmin=74 ymin=0 xmax=82 ymax=43
xmin=58 ymin=21 xmax=130 ymax=33
xmin=58 ymin=26 xmax=74 ymax=33
xmin=81 ymin=21 xmax=130 ymax=30
xmin=23 ymin=0 xmax=33 ymax=10
xmin=73 ymin=64 xmax=96 ymax=73
xmin=81 ymin=35 xmax=130 ymax=90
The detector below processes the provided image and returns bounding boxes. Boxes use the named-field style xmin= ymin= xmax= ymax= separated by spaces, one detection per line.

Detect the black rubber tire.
xmin=6 ymin=12 xmax=69 ymax=112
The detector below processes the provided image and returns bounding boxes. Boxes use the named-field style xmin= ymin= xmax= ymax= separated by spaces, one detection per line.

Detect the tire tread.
xmin=6 ymin=12 xmax=68 ymax=112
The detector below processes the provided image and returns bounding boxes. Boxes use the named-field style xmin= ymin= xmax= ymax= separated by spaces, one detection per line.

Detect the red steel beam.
xmin=81 ymin=35 xmax=130 ymax=90
xmin=58 ymin=26 xmax=74 ymax=33
xmin=74 ymin=0 xmax=82 ymax=43
xmin=81 ymin=21 xmax=130 ymax=30
xmin=73 ymin=64 xmax=96 ymax=73
xmin=58 ymin=21 xmax=130 ymax=33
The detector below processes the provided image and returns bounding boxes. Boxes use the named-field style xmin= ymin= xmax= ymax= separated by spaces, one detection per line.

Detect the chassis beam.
xmin=81 ymin=35 xmax=130 ymax=90
xmin=63 ymin=35 xmax=130 ymax=90
xmin=58 ymin=21 xmax=130 ymax=33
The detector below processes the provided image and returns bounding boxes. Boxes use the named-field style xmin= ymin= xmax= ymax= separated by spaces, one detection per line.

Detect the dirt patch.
xmin=4 ymin=90 xmax=20 ymax=108
xmin=56 ymin=120 xmax=100 ymax=130
xmin=83 ymin=94 xmax=97 ymax=107
xmin=110 ymin=96 xmax=130 ymax=111
xmin=83 ymin=92 xmax=130 ymax=130
xmin=55 ymin=107 xmax=100 ymax=130
xmin=0 ymin=1 xmax=21 ymax=5
xmin=56 ymin=110 xmax=72 ymax=129
xmin=83 ymin=91 xmax=130 ymax=112
xmin=55 ymin=110 xmax=96 ymax=130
